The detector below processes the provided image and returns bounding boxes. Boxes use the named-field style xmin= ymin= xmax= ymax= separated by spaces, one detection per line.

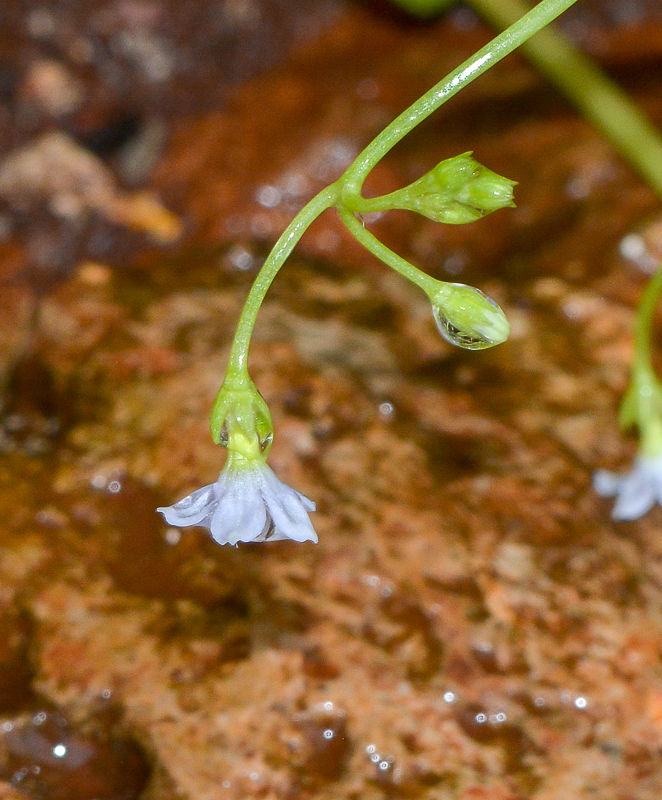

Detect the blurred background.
xmin=1 ymin=1 xmax=662 ymax=799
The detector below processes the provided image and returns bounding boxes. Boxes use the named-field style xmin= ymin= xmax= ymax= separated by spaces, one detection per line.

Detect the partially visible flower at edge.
xmin=593 ymin=455 xmax=662 ymax=521
xmin=157 ymin=452 xmax=318 ymax=545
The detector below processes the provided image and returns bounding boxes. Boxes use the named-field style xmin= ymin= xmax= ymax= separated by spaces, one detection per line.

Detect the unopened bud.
xmin=430 ymin=282 xmax=510 ymax=350
xmin=364 ymin=152 xmax=516 ymax=224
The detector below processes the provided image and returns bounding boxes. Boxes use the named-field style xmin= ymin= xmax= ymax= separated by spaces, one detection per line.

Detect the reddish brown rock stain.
xmin=1 ymin=710 xmax=149 ymax=800
xmin=1 ymin=3 xmax=662 ymax=800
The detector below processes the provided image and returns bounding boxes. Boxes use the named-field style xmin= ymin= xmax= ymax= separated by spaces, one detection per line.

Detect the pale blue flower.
xmin=593 ymin=455 xmax=662 ymax=521
xmin=158 ymin=460 xmax=317 ymax=545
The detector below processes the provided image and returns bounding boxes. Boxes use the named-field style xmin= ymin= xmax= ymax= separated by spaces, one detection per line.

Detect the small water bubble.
xmin=108 ymin=480 xmax=121 ymax=494
xmin=322 ymin=701 xmax=334 ymax=712
xmin=91 ymin=475 xmax=107 ymax=489
xmin=619 ymin=233 xmax=647 ymax=261
xmin=574 ymin=696 xmax=587 ymax=709
xmin=366 ymin=744 xmax=376 ymax=754
xmin=378 ymin=761 xmax=390 ymax=771
xmin=226 ymin=244 xmax=254 ymax=271
xmin=164 ymin=528 xmax=181 ymax=545
xmin=2 ymin=721 xmax=13 ymax=732
xmin=378 ymin=401 xmax=394 ymax=419
xmin=222 ymin=780 xmax=231 ymax=788
xmin=322 ymin=729 xmax=334 ymax=740
xmin=534 ymin=696 xmax=546 ymax=708
xmin=443 ymin=691 xmax=457 ymax=703
xmin=256 ymin=185 xmax=282 ymax=209
xmin=33 ymin=711 xmax=47 ymax=725
xmin=475 ymin=712 xmax=487 ymax=724
xmin=370 ymin=753 xmax=381 ymax=763
xmin=282 ymin=172 xmax=308 ymax=198
xmin=249 ymin=772 xmax=260 ymax=781
xmin=355 ymin=77 xmax=379 ymax=101
xmin=491 ymin=712 xmax=507 ymax=723
xmin=52 ymin=744 xmax=67 ymax=758
xmin=11 ymin=767 xmax=29 ymax=784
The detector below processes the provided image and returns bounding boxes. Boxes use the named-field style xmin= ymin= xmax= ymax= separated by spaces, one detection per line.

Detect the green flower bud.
xmin=429 ymin=282 xmax=510 ymax=350
xmin=210 ymin=376 xmax=274 ymax=459
xmin=363 ymin=152 xmax=516 ymax=224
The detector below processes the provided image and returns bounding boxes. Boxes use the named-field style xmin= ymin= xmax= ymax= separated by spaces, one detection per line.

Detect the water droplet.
xmin=255 ymin=185 xmax=282 ymax=209
xmin=378 ymin=401 xmax=394 ymax=419
xmin=433 ymin=303 xmax=499 ymax=350
xmin=431 ymin=284 xmax=509 ymax=350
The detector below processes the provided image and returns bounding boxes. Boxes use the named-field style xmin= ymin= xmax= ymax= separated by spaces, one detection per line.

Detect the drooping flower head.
xmin=593 ymin=268 xmax=662 ymax=521
xmin=157 ymin=454 xmax=317 ymax=545
xmin=158 ymin=376 xmax=317 ymax=545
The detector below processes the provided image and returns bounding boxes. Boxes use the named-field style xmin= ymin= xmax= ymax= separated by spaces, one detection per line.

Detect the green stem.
xmin=619 ymin=268 xmax=662 ymax=456
xmin=468 ymin=0 xmax=662 ymax=199
xmin=337 ymin=207 xmax=437 ymax=295
xmin=633 ymin=269 xmax=662 ymax=375
xmin=341 ymin=0 xmax=579 ymax=205
xmin=226 ymin=184 xmax=340 ymax=375
xmin=225 ymin=0 xmax=583 ymax=379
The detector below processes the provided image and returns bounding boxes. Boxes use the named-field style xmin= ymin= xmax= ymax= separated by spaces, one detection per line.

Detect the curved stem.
xmin=337 ymin=208 xmax=436 ymax=295
xmin=341 ymin=0 xmax=579 ymax=204
xmin=634 ymin=269 xmax=662 ymax=375
xmin=226 ymin=184 xmax=340 ymax=375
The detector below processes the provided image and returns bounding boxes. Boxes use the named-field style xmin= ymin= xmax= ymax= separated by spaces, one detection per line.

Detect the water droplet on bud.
xmin=431 ymin=283 xmax=509 ymax=350
xmin=433 ymin=306 xmax=496 ymax=349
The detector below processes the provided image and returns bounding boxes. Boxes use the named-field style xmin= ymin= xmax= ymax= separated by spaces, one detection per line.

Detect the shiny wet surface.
xmin=2 ymin=2 xmax=662 ymax=799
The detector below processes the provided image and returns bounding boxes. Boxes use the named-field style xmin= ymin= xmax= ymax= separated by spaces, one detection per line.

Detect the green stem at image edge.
xmin=225 ymin=0 xmax=580 ymax=382
xmin=621 ymin=267 xmax=662 ymax=457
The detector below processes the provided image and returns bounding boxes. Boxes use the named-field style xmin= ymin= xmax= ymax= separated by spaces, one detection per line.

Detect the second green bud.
xmin=359 ymin=152 xmax=516 ymax=224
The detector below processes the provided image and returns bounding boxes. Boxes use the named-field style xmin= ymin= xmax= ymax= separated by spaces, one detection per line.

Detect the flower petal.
xmin=260 ymin=467 xmax=318 ymax=543
xmin=593 ymin=456 xmax=662 ymax=521
xmin=157 ymin=482 xmax=217 ymax=527
xmin=592 ymin=469 xmax=622 ymax=499
xmin=210 ymin=470 xmax=267 ymax=545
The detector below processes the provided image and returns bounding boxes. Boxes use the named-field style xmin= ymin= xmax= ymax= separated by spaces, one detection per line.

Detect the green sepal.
xmin=210 ymin=375 xmax=274 ymax=459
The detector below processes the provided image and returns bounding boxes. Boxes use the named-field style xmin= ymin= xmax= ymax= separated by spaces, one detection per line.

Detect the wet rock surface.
xmin=2 ymin=2 xmax=662 ymax=799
